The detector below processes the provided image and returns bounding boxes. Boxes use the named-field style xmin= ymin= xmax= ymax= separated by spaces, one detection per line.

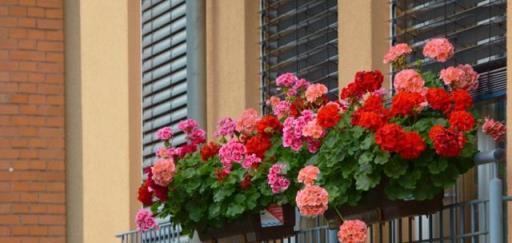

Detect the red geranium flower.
xmin=355 ymin=70 xmax=384 ymax=93
xmin=426 ymin=88 xmax=451 ymax=113
xmin=340 ymin=83 xmax=363 ymax=100
xmin=146 ymin=170 xmax=168 ymax=201
xmin=429 ymin=125 xmax=465 ymax=157
xmin=200 ymin=141 xmax=220 ymax=161
xmin=390 ymin=91 xmax=424 ymax=117
xmin=375 ymin=123 xmax=405 ymax=152
xmin=352 ymin=111 xmax=386 ymax=131
xmin=451 ymin=89 xmax=473 ymax=111
xmin=317 ymin=102 xmax=341 ymax=128
xmin=398 ymin=132 xmax=426 ymax=159
xmin=246 ymin=134 xmax=272 ymax=158
xmin=449 ymin=111 xmax=475 ymax=132
xmin=137 ymin=181 xmax=153 ymax=206
xmin=361 ymin=95 xmax=387 ymax=114
xmin=215 ymin=168 xmax=229 ymax=182
xmin=289 ymin=97 xmax=305 ymax=117
xmin=240 ymin=174 xmax=252 ymax=190
xmin=256 ymin=115 xmax=282 ymax=135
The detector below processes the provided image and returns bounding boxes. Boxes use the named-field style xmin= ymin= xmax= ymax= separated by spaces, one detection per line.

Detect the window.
xmin=391 ymin=0 xmax=506 ymax=101
xmin=141 ymin=0 xmax=189 ymax=170
xmin=260 ymin=0 xmax=339 ymax=113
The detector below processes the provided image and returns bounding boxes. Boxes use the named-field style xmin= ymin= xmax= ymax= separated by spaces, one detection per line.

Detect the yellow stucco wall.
xmin=65 ymin=0 xmax=140 ymax=242
xmin=205 ymin=0 xmax=260 ymax=136
xmin=338 ymin=0 xmax=389 ymax=88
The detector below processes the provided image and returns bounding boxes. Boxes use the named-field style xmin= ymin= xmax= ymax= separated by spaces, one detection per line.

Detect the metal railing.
xmin=116 ymin=222 xmax=187 ymax=243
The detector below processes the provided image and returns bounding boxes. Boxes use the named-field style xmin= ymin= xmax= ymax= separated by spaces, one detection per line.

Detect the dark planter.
xmin=198 ymin=204 xmax=296 ymax=242
xmin=325 ymin=185 xmax=443 ymax=227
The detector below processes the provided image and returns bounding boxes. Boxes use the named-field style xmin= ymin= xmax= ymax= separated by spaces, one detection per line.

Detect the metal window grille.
xmin=391 ymin=0 xmax=506 ymax=101
xmin=141 ymin=0 xmax=189 ymax=170
xmin=260 ymin=0 xmax=339 ymax=114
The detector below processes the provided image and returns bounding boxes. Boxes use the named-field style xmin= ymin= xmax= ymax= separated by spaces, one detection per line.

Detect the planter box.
xmin=325 ymin=186 xmax=443 ymax=227
xmin=198 ymin=204 xmax=295 ymax=241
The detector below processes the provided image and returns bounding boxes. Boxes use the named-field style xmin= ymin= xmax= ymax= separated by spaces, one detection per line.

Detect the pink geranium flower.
xmin=423 ymin=38 xmax=454 ymax=62
xmin=236 ymin=108 xmax=259 ymax=135
xmin=302 ymin=119 xmax=324 ymax=139
xmin=135 ymin=208 xmax=159 ymax=232
xmin=482 ymin=118 xmax=506 ymax=142
xmin=440 ymin=66 xmax=465 ymax=86
xmin=383 ymin=43 xmax=412 ymax=64
xmin=295 ymin=185 xmax=329 ymax=216
xmin=394 ymin=69 xmax=425 ymax=93
xmin=305 ymin=83 xmax=328 ymax=103
xmin=267 ymin=163 xmax=290 ymax=194
xmin=151 ymin=158 xmax=176 ymax=187
xmin=338 ymin=219 xmax=368 ymax=243
xmin=215 ymin=117 xmax=237 ymax=138
xmin=276 ymin=73 xmax=298 ymax=87
xmin=156 ymin=127 xmax=172 ymax=141
xmin=297 ymin=165 xmax=320 ymax=186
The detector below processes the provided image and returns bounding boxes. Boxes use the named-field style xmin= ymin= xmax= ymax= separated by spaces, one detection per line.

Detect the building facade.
xmin=0 ymin=0 xmax=511 ymax=242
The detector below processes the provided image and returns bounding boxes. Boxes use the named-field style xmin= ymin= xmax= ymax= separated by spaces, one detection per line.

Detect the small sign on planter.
xmin=197 ymin=204 xmax=296 ymax=241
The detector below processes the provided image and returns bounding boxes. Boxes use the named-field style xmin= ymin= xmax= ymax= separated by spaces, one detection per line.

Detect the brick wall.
xmin=0 ymin=0 xmax=65 ymax=242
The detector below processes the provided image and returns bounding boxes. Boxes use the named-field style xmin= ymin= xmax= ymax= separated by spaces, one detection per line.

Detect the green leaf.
xmin=360 ymin=135 xmax=373 ymax=150
xmin=398 ymin=170 xmax=421 ymax=189
xmin=226 ymin=203 xmax=244 ymax=217
xmin=208 ymin=204 xmax=221 ymax=219
xmin=383 ymin=158 xmax=407 ymax=178
xmin=213 ymin=187 xmax=235 ymax=202
xmin=428 ymin=159 xmax=448 ymax=174
xmin=374 ymin=151 xmax=390 ymax=165
xmin=358 ymin=151 xmax=374 ymax=165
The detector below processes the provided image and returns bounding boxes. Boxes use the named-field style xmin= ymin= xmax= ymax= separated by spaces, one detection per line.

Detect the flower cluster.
xmin=383 ymin=43 xmax=412 ymax=64
xmin=337 ymin=219 xmax=368 ymax=243
xmin=295 ymin=165 xmax=328 ymax=216
xmin=423 ymin=37 xmax=454 ymax=62
xmin=135 ymin=208 xmax=159 ymax=232
xmin=482 ymin=118 xmax=506 ymax=142
xmin=267 ymin=163 xmax=290 ymax=194
xmin=340 ymin=70 xmax=384 ymax=100
xmin=151 ymin=158 xmax=176 ymax=187
xmin=440 ymin=64 xmax=479 ymax=91
xmin=375 ymin=124 xmax=426 ymax=159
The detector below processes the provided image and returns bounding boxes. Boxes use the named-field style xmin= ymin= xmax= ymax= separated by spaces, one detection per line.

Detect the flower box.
xmin=324 ymin=185 xmax=443 ymax=226
xmin=197 ymin=204 xmax=296 ymax=241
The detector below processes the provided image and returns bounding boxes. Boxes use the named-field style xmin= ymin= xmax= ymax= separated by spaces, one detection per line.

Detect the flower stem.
xmin=333 ymin=206 xmax=344 ymax=222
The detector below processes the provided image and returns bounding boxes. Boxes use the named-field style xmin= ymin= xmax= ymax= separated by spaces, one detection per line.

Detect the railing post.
xmin=489 ymin=167 xmax=503 ymax=243
xmin=328 ymin=229 xmax=339 ymax=243
xmin=474 ymin=149 xmax=505 ymax=243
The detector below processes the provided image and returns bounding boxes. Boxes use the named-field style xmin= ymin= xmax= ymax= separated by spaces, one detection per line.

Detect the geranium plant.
xmin=135 ymin=38 xmax=506 ymax=241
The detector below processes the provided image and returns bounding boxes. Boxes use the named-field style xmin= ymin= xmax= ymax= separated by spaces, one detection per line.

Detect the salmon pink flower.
xmin=236 ymin=108 xmax=259 ymax=135
xmin=305 ymin=83 xmax=328 ymax=103
xmin=393 ymin=69 xmax=425 ymax=93
xmin=423 ymin=38 xmax=454 ymax=62
xmin=297 ymin=165 xmax=320 ymax=186
xmin=151 ymin=158 xmax=176 ymax=187
xmin=338 ymin=219 xmax=368 ymax=243
xmin=383 ymin=43 xmax=412 ymax=64
xmin=135 ymin=208 xmax=159 ymax=232
xmin=295 ymin=185 xmax=329 ymax=216
xmin=482 ymin=118 xmax=506 ymax=142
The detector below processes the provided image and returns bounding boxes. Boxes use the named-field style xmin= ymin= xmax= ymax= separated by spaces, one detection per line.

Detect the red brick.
xmin=20 ymin=0 xmax=37 ymax=6
xmin=45 ymin=96 xmax=62 ymax=105
xmin=17 ymin=62 xmax=36 ymax=72
xmin=45 ymin=30 xmax=62 ymax=41
xmin=0 ymin=39 xmax=17 ymax=49
xmin=47 ymin=226 xmax=64 ymax=235
xmin=44 ymin=9 xmax=60 ymax=19
xmin=0 ymin=61 xmax=18 ymax=72
xmin=38 ymin=215 xmax=64 ymax=225
xmin=0 ymin=215 xmax=19 ymax=224
xmin=0 ymin=105 xmax=18 ymax=114
xmin=45 ymin=182 xmax=63 ymax=192
xmin=36 ymin=19 xmax=60 ymax=30
xmin=28 ymin=73 xmax=44 ymax=82
xmin=9 ymin=50 xmax=45 ymax=61
xmin=29 ymin=226 xmax=47 ymax=235
xmin=0 ymin=7 xmax=7 ymax=16
xmin=45 ymin=52 xmax=62 ymax=62
xmin=37 ymin=63 xmax=63 ymax=73
xmin=9 ymin=95 xmax=28 ymax=104
xmin=20 ymin=215 xmax=39 ymax=225
xmin=27 ymin=7 xmax=43 ymax=17
xmin=11 ymin=226 xmax=29 ymax=236
xmin=26 ymin=29 xmax=44 ymax=39
xmin=0 ymin=204 xmax=9 ymax=213
xmin=45 ymin=161 xmax=62 ymax=171
xmin=11 ymin=204 xmax=30 ymax=213
xmin=19 ymin=193 xmax=37 ymax=202
xmin=36 ymin=41 xmax=62 ymax=52
xmin=18 ymin=40 xmax=36 ymax=50
xmin=0 ymin=17 xmax=17 ymax=27
xmin=17 ymin=18 xmax=36 ymax=28
xmin=8 ymin=6 xmax=27 ymax=16
xmin=8 ymin=29 xmax=26 ymax=38
xmin=37 ymin=84 xmax=62 ymax=94
xmin=0 ymin=0 xmax=18 ymax=5
xmin=18 ymin=83 xmax=37 ymax=93
xmin=10 ymin=72 xmax=27 ymax=81
xmin=45 ymin=74 xmax=62 ymax=83
xmin=38 ymin=193 xmax=63 ymax=203
xmin=0 ymin=83 xmax=18 ymax=92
